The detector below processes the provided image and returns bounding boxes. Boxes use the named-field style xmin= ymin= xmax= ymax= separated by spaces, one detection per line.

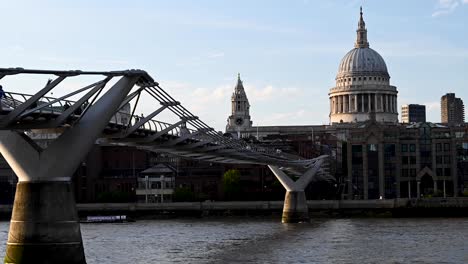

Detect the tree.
xmin=222 ymin=169 xmax=241 ymax=200
xmin=172 ymin=187 xmax=197 ymax=202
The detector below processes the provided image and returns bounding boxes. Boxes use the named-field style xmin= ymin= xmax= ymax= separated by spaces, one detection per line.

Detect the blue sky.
xmin=1 ymin=0 xmax=468 ymax=131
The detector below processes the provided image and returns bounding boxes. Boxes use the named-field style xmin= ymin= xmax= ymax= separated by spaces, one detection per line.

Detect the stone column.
xmin=354 ymin=94 xmax=358 ymax=113
xmin=342 ymin=95 xmax=346 ymax=113
xmin=386 ymin=94 xmax=389 ymax=112
xmin=363 ymin=143 xmax=368 ymax=199
xmin=395 ymin=95 xmax=398 ymax=114
xmin=381 ymin=94 xmax=384 ymax=112
xmin=368 ymin=94 xmax=371 ymax=112
xmin=348 ymin=95 xmax=352 ymax=112
xmin=374 ymin=94 xmax=378 ymax=112
xmin=338 ymin=96 xmax=342 ymax=113
xmin=391 ymin=95 xmax=395 ymax=113
xmin=343 ymin=95 xmax=348 ymax=113
xmin=335 ymin=96 xmax=338 ymax=114
xmin=361 ymin=94 xmax=365 ymax=112
xmin=334 ymin=97 xmax=337 ymax=114
xmin=389 ymin=95 xmax=393 ymax=113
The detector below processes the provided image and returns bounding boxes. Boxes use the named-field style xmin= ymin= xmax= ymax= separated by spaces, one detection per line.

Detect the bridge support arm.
xmin=1 ymin=75 xmax=139 ymax=264
xmin=268 ymin=159 xmax=325 ymax=223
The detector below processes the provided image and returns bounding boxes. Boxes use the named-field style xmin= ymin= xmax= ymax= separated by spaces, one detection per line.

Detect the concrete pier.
xmin=282 ymin=191 xmax=309 ymax=223
xmin=268 ymin=158 xmax=327 ymax=223
xmin=5 ymin=182 xmax=85 ymax=264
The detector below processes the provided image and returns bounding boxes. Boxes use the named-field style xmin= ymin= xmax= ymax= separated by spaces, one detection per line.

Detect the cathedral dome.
xmin=337 ymin=47 xmax=389 ymax=78
xmin=328 ymin=7 xmax=398 ymax=124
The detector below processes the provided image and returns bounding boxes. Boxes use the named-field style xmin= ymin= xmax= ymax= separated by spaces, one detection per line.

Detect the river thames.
xmin=1 ymin=218 xmax=467 ymax=263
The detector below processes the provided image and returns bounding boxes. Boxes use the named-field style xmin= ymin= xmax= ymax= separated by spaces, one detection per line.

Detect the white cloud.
xmin=175 ymin=51 xmax=225 ymax=67
xmin=376 ymin=40 xmax=468 ymax=58
xmin=424 ymin=101 xmax=440 ymax=111
xmin=423 ymin=101 xmax=441 ymax=122
xmin=245 ymin=85 xmax=302 ymax=102
xmin=432 ymin=0 xmax=467 ymax=17
xmin=207 ymin=51 xmax=225 ymax=58
xmin=153 ymin=80 xmax=308 ymax=130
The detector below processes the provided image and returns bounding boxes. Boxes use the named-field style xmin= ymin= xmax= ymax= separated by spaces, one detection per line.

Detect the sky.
xmin=1 ymin=0 xmax=468 ymax=132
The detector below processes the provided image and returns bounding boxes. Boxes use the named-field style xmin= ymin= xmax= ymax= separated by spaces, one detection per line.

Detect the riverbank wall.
xmin=1 ymin=198 xmax=468 ymax=219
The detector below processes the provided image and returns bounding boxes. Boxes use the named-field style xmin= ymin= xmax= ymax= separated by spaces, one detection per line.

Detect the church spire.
xmin=235 ymin=73 xmax=245 ymax=93
xmin=355 ymin=6 xmax=369 ymax=48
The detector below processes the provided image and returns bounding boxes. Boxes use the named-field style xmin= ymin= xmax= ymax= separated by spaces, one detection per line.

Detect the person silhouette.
xmin=0 ymin=85 xmax=5 ymax=111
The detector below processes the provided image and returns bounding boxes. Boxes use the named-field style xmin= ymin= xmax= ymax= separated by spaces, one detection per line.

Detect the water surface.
xmin=0 ymin=218 xmax=467 ymax=263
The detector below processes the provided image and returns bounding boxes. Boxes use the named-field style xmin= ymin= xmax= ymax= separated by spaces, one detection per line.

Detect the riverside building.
xmin=441 ymin=93 xmax=465 ymax=125
xmin=401 ymin=104 xmax=426 ymax=123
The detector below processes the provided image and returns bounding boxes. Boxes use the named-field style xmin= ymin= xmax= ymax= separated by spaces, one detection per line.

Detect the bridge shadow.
xmin=201 ymin=219 xmax=330 ymax=264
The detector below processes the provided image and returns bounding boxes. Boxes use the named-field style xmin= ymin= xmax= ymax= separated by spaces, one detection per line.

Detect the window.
xmin=384 ymin=144 xmax=396 ymax=158
xmin=409 ymin=169 xmax=416 ymax=177
xmin=364 ymin=77 xmax=367 ymax=81
xmin=368 ymin=144 xmax=378 ymax=152
xmin=436 ymin=168 xmax=443 ymax=176
xmin=409 ymin=144 xmax=416 ymax=152
xmin=444 ymin=155 xmax=451 ymax=164
xmin=436 ymin=143 xmax=442 ymax=152
xmin=402 ymin=156 xmax=408 ymax=164
xmin=410 ymin=156 xmax=416 ymax=164
xmin=359 ymin=77 xmax=362 ymax=81
xmin=401 ymin=144 xmax=408 ymax=152
xmin=444 ymin=143 xmax=450 ymax=151
xmin=436 ymin=156 xmax=443 ymax=164
xmin=353 ymin=77 xmax=356 ymax=81
xmin=401 ymin=169 xmax=408 ymax=177
xmin=374 ymin=77 xmax=377 ymax=80
xmin=444 ymin=168 xmax=451 ymax=176
xmin=352 ymin=145 xmax=363 ymax=153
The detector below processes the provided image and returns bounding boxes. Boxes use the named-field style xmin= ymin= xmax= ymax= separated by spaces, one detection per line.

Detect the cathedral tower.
xmin=226 ymin=73 xmax=253 ymax=135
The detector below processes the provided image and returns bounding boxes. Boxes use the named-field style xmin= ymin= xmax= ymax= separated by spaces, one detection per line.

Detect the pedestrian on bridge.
xmin=0 ymin=85 xmax=5 ymax=110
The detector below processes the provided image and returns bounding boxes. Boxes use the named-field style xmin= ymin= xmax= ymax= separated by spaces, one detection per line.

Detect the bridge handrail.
xmin=1 ymin=91 xmax=195 ymax=137
xmin=0 ymin=67 xmax=325 ymax=167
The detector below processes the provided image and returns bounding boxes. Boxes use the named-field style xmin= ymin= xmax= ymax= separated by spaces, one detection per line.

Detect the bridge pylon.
xmin=0 ymin=75 xmax=139 ymax=264
xmin=268 ymin=157 xmax=326 ymax=223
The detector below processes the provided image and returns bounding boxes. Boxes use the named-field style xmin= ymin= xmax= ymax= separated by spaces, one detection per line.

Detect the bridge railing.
xmin=0 ymin=67 xmax=325 ymax=167
xmin=1 ymin=90 xmax=192 ymax=138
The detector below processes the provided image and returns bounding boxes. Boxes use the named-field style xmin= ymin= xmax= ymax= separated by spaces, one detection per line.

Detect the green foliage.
xmin=222 ymin=169 xmax=241 ymax=200
xmin=462 ymin=190 xmax=468 ymax=197
xmin=173 ymin=187 xmax=197 ymax=202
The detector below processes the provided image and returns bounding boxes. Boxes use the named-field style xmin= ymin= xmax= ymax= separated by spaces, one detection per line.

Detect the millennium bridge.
xmin=0 ymin=68 xmax=330 ymax=263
